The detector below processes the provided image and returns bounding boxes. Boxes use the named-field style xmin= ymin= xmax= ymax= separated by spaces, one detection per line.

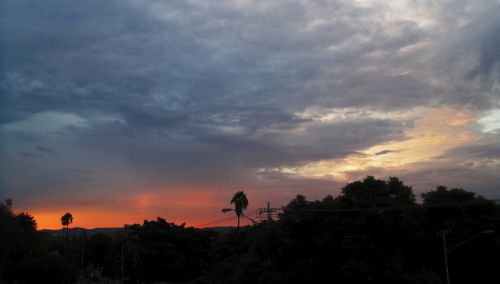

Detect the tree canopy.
xmin=61 ymin=212 xmax=73 ymax=228
xmin=339 ymin=176 xmax=416 ymax=208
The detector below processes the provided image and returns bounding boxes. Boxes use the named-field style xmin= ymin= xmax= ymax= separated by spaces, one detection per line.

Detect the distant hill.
xmin=39 ymin=226 xmax=233 ymax=237
xmin=202 ymin=226 xmax=233 ymax=233
xmin=39 ymin=227 xmax=124 ymax=237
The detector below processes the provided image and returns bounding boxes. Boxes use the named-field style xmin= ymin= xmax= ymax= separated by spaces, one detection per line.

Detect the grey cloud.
xmin=17 ymin=151 xmax=43 ymax=158
xmin=0 ymin=0 xmax=455 ymax=125
xmin=464 ymin=162 xmax=474 ymax=168
xmin=69 ymin=168 xmax=97 ymax=174
xmin=2 ymin=107 xmax=406 ymax=203
xmin=462 ymin=7 xmax=500 ymax=83
xmin=477 ymin=21 xmax=500 ymax=88
xmin=403 ymin=164 xmax=500 ymax=199
xmin=373 ymin=150 xmax=398 ymax=156
xmin=439 ymin=143 xmax=500 ymax=160
xmin=64 ymin=114 xmax=406 ymax=184
xmin=2 ymin=0 xmax=500 ymax=205
xmin=35 ymin=145 xmax=55 ymax=155
xmin=434 ymin=4 xmax=500 ymax=108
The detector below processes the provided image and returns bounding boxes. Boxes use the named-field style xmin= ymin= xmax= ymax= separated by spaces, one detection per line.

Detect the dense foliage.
xmin=1 ymin=176 xmax=499 ymax=283
xmin=0 ymin=201 xmax=78 ymax=283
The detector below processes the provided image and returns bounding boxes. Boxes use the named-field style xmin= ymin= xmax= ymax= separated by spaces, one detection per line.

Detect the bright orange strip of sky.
xmin=25 ymin=187 xmax=258 ymax=229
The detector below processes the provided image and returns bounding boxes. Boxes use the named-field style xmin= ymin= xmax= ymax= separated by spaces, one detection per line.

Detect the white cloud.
xmin=2 ymin=112 xmax=88 ymax=134
xmin=479 ymin=108 xmax=500 ymax=133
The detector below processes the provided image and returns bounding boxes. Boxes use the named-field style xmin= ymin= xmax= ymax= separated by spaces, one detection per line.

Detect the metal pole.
xmin=121 ymin=241 xmax=124 ymax=283
xmin=267 ymin=202 xmax=271 ymax=223
xmin=441 ymin=230 xmax=450 ymax=284
xmin=81 ymin=230 xmax=85 ymax=273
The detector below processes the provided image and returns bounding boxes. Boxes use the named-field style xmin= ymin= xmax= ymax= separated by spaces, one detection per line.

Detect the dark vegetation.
xmin=1 ymin=176 xmax=500 ymax=283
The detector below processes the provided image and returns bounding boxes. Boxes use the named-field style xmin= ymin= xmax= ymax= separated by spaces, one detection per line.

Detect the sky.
xmin=1 ymin=0 xmax=500 ymax=229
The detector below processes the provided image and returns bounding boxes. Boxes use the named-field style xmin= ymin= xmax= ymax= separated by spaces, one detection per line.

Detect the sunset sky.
xmin=1 ymin=0 xmax=500 ymax=229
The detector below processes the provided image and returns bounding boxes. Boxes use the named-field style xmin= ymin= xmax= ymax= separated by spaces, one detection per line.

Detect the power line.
xmin=194 ymin=209 xmax=259 ymax=228
xmin=192 ymin=200 xmax=497 ymax=228
xmin=193 ymin=216 xmax=237 ymax=228
xmin=277 ymin=200 xmax=499 ymax=214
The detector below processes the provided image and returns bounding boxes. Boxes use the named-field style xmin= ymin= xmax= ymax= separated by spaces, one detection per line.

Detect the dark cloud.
xmin=373 ymin=150 xmax=398 ymax=156
xmin=402 ymin=163 xmax=500 ymax=199
xmin=35 ymin=145 xmax=55 ymax=155
xmin=1 ymin=0 xmax=500 ymax=211
xmin=434 ymin=4 xmax=500 ymax=108
xmin=17 ymin=151 xmax=43 ymax=158
xmin=64 ymin=114 xmax=406 ymax=184
xmin=0 ymin=0 xmax=451 ymax=125
xmin=465 ymin=7 xmax=500 ymax=84
xmin=439 ymin=143 xmax=500 ymax=160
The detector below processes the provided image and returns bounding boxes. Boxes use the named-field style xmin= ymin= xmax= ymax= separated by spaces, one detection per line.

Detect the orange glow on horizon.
xmin=24 ymin=186 xmax=250 ymax=230
xmin=30 ymin=209 xmax=239 ymax=230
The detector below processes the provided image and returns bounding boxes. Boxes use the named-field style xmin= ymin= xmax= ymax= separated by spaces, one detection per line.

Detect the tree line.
xmin=1 ymin=176 xmax=499 ymax=283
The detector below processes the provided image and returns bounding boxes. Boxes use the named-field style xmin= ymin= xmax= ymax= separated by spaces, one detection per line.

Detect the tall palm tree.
xmin=61 ymin=212 xmax=73 ymax=254
xmin=61 ymin=212 xmax=73 ymax=231
xmin=230 ymin=191 xmax=248 ymax=228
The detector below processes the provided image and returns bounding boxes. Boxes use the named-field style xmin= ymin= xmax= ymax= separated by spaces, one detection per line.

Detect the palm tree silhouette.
xmin=61 ymin=212 xmax=73 ymax=230
xmin=61 ymin=212 xmax=73 ymax=255
xmin=230 ymin=191 xmax=248 ymax=228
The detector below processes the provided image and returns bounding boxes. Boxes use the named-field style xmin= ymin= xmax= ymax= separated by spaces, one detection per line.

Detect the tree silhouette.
xmin=339 ymin=176 xmax=416 ymax=208
xmin=230 ymin=191 xmax=248 ymax=228
xmin=421 ymin=185 xmax=482 ymax=204
xmin=61 ymin=212 xmax=73 ymax=231
xmin=61 ymin=212 xmax=73 ymax=255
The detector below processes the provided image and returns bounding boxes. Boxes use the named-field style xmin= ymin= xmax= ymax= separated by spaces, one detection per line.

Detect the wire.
xmin=192 ymin=201 xmax=496 ymax=228
xmin=279 ymin=200 xmax=497 ymax=214
xmin=193 ymin=216 xmax=237 ymax=228
xmin=193 ymin=209 xmax=259 ymax=228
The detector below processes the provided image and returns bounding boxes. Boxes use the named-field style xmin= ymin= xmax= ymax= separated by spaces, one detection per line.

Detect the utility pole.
xmin=267 ymin=202 xmax=271 ymax=223
xmin=81 ymin=230 xmax=86 ymax=274
xmin=440 ymin=229 xmax=451 ymax=284
xmin=257 ymin=202 xmax=282 ymax=222
xmin=438 ymin=229 xmax=494 ymax=284
xmin=121 ymin=240 xmax=124 ymax=283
